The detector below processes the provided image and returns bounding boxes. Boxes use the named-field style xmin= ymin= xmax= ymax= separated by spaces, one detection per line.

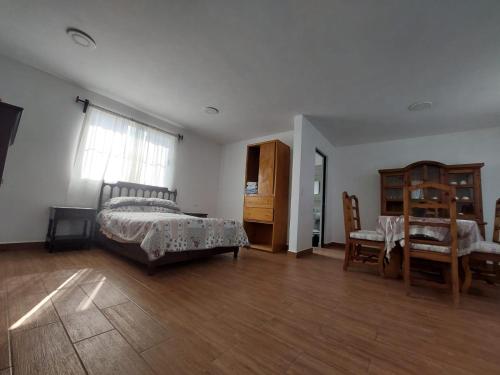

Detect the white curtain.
xmin=66 ymin=107 xmax=177 ymax=207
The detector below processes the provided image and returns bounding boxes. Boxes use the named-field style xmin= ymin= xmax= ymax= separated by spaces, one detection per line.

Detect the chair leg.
xmin=442 ymin=265 xmax=451 ymax=289
xmin=461 ymin=255 xmax=472 ymax=293
xmin=343 ymin=241 xmax=351 ymax=271
xmin=403 ymin=247 xmax=411 ymax=295
xmin=451 ymin=257 xmax=460 ymax=307
xmin=377 ymin=248 xmax=385 ymax=277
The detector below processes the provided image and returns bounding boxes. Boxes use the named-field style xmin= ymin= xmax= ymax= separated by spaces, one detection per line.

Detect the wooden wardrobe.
xmin=243 ymin=140 xmax=290 ymax=252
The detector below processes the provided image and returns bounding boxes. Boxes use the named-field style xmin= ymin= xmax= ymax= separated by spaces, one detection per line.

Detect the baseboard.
xmin=323 ymin=242 xmax=345 ymax=249
xmin=288 ymin=248 xmax=313 ymax=258
xmin=0 ymin=241 xmax=45 ymax=251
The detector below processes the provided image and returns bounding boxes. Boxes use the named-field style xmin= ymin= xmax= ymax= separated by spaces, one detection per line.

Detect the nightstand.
xmin=184 ymin=212 xmax=208 ymax=218
xmin=45 ymin=206 xmax=97 ymax=251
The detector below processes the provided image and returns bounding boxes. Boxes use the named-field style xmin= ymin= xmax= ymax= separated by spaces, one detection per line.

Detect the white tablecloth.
xmin=377 ymin=216 xmax=484 ymax=257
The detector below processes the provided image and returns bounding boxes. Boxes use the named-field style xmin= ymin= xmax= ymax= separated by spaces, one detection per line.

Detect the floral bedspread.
xmin=97 ymin=209 xmax=249 ymax=261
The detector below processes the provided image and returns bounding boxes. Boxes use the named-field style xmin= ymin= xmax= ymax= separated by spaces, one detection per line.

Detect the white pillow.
xmin=108 ymin=205 xmax=180 ymax=213
xmin=106 ymin=196 xmax=179 ymax=211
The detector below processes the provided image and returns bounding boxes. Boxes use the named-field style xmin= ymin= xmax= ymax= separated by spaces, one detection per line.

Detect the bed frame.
xmin=95 ymin=181 xmax=239 ymax=275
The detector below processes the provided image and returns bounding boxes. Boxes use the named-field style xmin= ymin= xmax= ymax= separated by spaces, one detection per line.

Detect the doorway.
xmin=312 ymin=149 xmax=326 ymax=247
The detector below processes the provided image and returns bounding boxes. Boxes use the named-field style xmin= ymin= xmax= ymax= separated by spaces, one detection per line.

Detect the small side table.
xmin=45 ymin=207 xmax=97 ymax=251
xmin=184 ymin=212 xmax=208 ymax=218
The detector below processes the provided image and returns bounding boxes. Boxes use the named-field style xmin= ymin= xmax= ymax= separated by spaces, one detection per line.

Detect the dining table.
xmin=376 ymin=215 xmax=484 ymax=278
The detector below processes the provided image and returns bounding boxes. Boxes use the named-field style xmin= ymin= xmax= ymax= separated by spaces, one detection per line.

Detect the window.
xmin=75 ymin=107 xmax=176 ymax=188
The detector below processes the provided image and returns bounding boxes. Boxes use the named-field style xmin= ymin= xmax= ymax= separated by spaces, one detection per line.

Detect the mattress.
xmin=97 ymin=209 xmax=249 ymax=261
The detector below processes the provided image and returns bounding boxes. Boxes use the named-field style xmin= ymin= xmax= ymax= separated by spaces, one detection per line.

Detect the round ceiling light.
xmin=408 ymin=101 xmax=433 ymax=111
xmin=204 ymin=106 xmax=220 ymax=115
xmin=66 ymin=28 xmax=96 ymax=49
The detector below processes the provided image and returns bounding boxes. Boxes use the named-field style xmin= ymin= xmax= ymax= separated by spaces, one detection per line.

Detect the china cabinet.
xmin=379 ymin=161 xmax=485 ymax=235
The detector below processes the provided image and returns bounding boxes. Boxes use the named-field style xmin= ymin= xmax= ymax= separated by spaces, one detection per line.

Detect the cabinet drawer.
xmin=244 ymin=195 xmax=274 ymax=208
xmin=244 ymin=207 xmax=274 ymax=222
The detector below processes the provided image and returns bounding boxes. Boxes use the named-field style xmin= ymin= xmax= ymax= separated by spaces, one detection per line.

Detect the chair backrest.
xmin=403 ymin=182 xmax=458 ymax=258
xmin=494 ymin=198 xmax=500 ymax=243
xmin=342 ymin=192 xmax=361 ymax=239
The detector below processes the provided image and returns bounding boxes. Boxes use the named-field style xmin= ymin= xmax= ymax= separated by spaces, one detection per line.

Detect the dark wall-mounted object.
xmin=0 ymin=101 xmax=24 ymax=184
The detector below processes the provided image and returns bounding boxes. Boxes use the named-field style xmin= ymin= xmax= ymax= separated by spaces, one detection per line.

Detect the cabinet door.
xmin=258 ymin=142 xmax=275 ymax=195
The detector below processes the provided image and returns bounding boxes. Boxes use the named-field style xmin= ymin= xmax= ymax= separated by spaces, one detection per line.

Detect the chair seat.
xmin=350 ymin=230 xmax=384 ymax=242
xmin=472 ymin=241 xmax=500 ymax=255
xmin=410 ymin=242 xmax=471 ymax=257
xmin=411 ymin=243 xmax=450 ymax=254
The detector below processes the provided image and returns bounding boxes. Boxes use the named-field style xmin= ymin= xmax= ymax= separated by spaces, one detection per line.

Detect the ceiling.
xmin=1 ymin=0 xmax=500 ymax=145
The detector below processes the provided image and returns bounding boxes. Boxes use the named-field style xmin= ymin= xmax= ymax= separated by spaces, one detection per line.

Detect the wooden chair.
xmin=462 ymin=198 xmax=500 ymax=292
xmin=342 ymin=192 xmax=385 ymax=275
xmin=403 ymin=183 xmax=460 ymax=306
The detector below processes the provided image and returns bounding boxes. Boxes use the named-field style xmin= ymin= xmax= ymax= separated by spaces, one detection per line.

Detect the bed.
xmin=94 ymin=181 xmax=248 ymax=274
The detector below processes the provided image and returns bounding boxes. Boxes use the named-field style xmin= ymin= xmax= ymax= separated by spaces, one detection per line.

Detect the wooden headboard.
xmin=98 ymin=181 xmax=177 ymax=211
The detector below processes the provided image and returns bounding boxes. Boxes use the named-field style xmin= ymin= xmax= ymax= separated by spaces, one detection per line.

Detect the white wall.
xmin=0 ymin=54 xmax=221 ymax=243
xmin=4 ymin=52 xmax=497 ymax=248
xmin=289 ymin=115 xmax=337 ymax=252
xmin=329 ymin=127 xmax=500 ymax=243
xmin=216 ymin=130 xmax=293 ymax=222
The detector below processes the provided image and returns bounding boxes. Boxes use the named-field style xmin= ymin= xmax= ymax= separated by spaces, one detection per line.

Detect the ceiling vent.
xmin=408 ymin=101 xmax=433 ymax=111
xmin=204 ymin=106 xmax=220 ymax=115
xmin=66 ymin=28 xmax=96 ymax=49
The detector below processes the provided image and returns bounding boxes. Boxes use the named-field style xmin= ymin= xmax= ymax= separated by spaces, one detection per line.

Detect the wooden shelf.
xmin=248 ymin=243 xmax=273 ymax=252
xmin=458 ymin=213 xmax=476 ymax=219
xmin=244 ymin=219 xmax=274 ymax=224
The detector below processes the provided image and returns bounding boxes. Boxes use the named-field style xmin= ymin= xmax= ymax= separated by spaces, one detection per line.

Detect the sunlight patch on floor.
xmin=77 ymin=278 xmax=106 ymax=311
xmin=9 ymin=270 xmax=84 ymax=330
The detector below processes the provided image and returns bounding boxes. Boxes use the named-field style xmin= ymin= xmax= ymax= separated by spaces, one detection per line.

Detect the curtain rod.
xmin=75 ymin=96 xmax=183 ymax=141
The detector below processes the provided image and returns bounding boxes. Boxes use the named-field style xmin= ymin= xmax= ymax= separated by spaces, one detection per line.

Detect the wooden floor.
xmin=1 ymin=246 xmax=500 ymax=374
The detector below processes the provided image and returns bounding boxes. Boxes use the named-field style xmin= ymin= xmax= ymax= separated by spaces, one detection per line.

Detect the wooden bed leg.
xmin=233 ymin=248 xmax=239 ymax=258
xmin=147 ymin=263 xmax=156 ymax=276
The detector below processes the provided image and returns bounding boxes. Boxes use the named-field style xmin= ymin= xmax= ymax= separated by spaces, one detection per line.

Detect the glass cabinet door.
xmin=410 ymin=167 xmax=424 ymax=200
xmin=382 ymin=174 xmax=404 ymax=214
xmin=448 ymin=171 xmax=475 ymax=218
xmin=384 ymin=174 xmax=404 ymax=187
